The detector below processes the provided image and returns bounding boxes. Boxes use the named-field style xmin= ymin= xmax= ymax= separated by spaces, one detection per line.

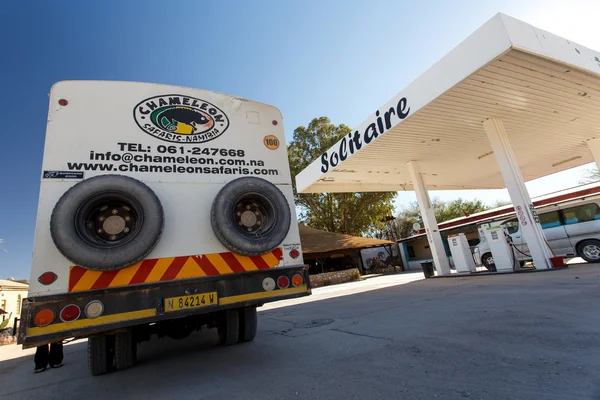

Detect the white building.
xmin=0 ymin=279 xmax=29 ymax=329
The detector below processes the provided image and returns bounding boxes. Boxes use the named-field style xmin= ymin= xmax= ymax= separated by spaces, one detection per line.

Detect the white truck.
xmin=18 ymin=81 xmax=311 ymax=375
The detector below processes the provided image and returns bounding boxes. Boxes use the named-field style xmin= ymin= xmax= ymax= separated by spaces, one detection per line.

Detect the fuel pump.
xmin=447 ymin=233 xmax=477 ymax=273
xmin=482 ymin=225 xmax=514 ymax=272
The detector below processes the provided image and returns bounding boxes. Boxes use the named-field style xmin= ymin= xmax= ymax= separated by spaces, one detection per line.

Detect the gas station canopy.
xmin=296 ymin=13 xmax=600 ymax=194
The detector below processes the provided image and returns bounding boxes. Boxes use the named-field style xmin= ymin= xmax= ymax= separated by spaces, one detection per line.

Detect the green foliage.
xmin=288 ymin=117 xmax=396 ymax=236
xmin=489 ymin=200 xmax=511 ymax=208
xmin=378 ymin=198 xmax=494 ymax=239
xmin=0 ymin=312 xmax=13 ymax=330
xmin=433 ymin=198 xmax=489 ymax=223
xmin=579 ymin=167 xmax=600 ymax=184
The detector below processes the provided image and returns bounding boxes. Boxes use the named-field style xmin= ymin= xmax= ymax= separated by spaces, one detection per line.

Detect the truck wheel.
xmin=211 ymin=177 xmax=291 ymax=256
xmin=481 ymin=252 xmax=497 ymax=272
xmin=238 ymin=307 xmax=258 ymax=343
xmin=115 ymin=329 xmax=137 ymax=370
xmin=577 ymin=239 xmax=600 ymax=263
xmin=88 ymin=334 xmax=114 ymax=376
xmin=218 ymin=309 xmax=240 ymax=346
xmin=50 ymin=175 xmax=164 ymax=271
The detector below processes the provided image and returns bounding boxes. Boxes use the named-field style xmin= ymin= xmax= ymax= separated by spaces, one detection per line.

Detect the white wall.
xmin=0 ymin=289 xmax=28 ymax=327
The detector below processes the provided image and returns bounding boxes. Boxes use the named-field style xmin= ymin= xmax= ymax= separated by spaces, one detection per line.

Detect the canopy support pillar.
xmin=586 ymin=140 xmax=600 ymax=172
xmin=483 ymin=117 xmax=553 ymax=270
xmin=407 ymin=161 xmax=452 ymax=276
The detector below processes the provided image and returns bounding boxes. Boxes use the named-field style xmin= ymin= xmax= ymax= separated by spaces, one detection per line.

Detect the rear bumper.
xmin=18 ymin=265 xmax=310 ymax=348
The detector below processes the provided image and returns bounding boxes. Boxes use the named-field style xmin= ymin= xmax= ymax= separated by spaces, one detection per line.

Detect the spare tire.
xmin=211 ymin=177 xmax=291 ymax=256
xmin=50 ymin=175 xmax=164 ymax=271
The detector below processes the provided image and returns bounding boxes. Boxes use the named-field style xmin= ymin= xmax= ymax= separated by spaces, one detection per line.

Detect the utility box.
xmin=482 ymin=226 xmax=514 ymax=272
xmin=447 ymin=233 xmax=477 ymax=273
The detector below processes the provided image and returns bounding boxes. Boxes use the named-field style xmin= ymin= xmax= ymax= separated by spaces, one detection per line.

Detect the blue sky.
xmin=1 ymin=0 xmax=599 ymax=279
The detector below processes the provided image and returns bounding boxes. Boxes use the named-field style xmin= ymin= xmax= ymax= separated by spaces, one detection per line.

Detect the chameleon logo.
xmin=134 ymin=95 xmax=230 ymax=143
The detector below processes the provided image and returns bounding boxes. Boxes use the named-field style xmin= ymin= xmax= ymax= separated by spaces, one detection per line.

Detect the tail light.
xmin=84 ymin=301 xmax=104 ymax=319
xmin=277 ymin=276 xmax=289 ymax=289
xmin=34 ymin=309 xmax=55 ymax=327
xmin=289 ymin=249 xmax=300 ymax=259
xmin=262 ymin=277 xmax=275 ymax=291
xmin=60 ymin=304 xmax=81 ymax=322
xmin=38 ymin=272 xmax=58 ymax=285
xmin=291 ymin=274 xmax=303 ymax=287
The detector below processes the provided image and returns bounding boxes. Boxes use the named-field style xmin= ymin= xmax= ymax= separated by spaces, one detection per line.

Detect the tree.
xmin=433 ymin=198 xmax=489 ymax=222
xmin=490 ymin=199 xmax=511 ymax=208
xmin=388 ymin=197 xmax=491 ymax=239
xmin=287 ymin=117 xmax=397 ymax=236
xmin=580 ymin=167 xmax=600 ymax=184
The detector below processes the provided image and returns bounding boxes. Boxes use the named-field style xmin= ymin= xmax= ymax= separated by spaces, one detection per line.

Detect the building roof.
xmin=299 ymin=224 xmax=394 ymax=255
xmin=296 ymin=13 xmax=600 ymax=194
xmin=0 ymin=279 xmax=29 ymax=290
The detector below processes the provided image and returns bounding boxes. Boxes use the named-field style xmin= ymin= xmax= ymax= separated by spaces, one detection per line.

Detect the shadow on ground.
xmin=1 ymin=266 xmax=600 ymax=400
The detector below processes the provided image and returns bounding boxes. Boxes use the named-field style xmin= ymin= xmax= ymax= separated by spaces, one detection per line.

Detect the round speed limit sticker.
xmin=263 ymin=135 xmax=280 ymax=150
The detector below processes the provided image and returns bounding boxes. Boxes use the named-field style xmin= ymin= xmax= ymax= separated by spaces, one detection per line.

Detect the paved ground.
xmin=1 ymin=266 xmax=599 ymax=400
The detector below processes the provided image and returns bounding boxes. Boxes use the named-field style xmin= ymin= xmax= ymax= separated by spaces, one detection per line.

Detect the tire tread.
xmin=218 ymin=309 xmax=240 ymax=346
xmin=114 ymin=329 xmax=136 ymax=370
xmin=238 ymin=307 xmax=258 ymax=343
xmin=88 ymin=335 xmax=110 ymax=376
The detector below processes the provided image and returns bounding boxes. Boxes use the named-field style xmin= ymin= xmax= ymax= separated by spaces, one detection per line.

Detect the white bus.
xmin=474 ymin=196 xmax=600 ymax=270
xmin=18 ymin=81 xmax=311 ymax=375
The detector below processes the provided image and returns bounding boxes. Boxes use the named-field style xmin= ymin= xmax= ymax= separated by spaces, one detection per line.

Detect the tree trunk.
xmin=328 ymin=194 xmax=335 ymax=232
xmin=343 ymin=193 xmax=348 ymax=234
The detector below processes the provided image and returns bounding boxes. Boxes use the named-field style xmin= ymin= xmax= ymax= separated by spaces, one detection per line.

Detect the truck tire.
xmin=50 ymin=175 xmax=164 ymax=271
xmin=481 ymin=252 xmax=497 ymax=272
xmin=218 ymin=309 xmax=240 ymax=346
xmin=88 ymin=334 xmax=113 ymax=376
xmin=114 ymin=329 xmax=137 ymax=370
xmin=238 ymin=307 xmax=258 ymax=343
xmin=211 ymin=177 xmax=291 ymax=256
xmin=577 ymin=239 xmax=600 ymax=263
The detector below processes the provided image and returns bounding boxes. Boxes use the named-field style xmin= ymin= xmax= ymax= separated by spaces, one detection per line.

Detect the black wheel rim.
xmin=75 ymin=192 xmax=143 ymax=248
xmin=232 ymin=192 xmax=276 ymax=237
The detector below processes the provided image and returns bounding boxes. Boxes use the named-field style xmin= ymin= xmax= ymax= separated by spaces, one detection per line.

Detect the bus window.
xmin=562 ymin=203 xmax=600 ymax=225
xmin=538 ymin=211 xmax=561 ymax=229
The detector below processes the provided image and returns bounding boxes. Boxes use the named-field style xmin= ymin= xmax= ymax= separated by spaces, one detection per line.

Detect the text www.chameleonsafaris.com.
xmin=66 ymin=158 xmax=279 ymax=176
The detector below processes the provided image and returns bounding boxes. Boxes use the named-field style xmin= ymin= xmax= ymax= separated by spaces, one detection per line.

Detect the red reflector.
xmin=277 ymin=276 xmax=289 ymax=289
xmin=58 ymin=99 xmax=68 ymax=106
xmin=60 ymin=304 xmax=81 ymax=322
xmin=272 ymin=120 xmax=278 ymax=126
xmin=289 ymin=249 xmax=300 ymax=259
xmin=38 ymin=272 xmax=58 ymax=285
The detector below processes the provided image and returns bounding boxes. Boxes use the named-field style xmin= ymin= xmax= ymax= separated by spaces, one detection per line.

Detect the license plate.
xmin=164 ymin=292 xmax=218 ymax=312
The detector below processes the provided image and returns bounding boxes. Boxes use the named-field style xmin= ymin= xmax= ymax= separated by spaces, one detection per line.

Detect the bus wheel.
xmin=218 ymin=309 xmax=240 ymax=346
xmin=577 ymin=240 xmax=600 ymax=263
xmin=211 ymin=177 xmax=291 ymax=256
xmin=88 ymin=334 xmax=114 ymax=376
xmin=238 ymin=307 xmax=258 ymax=343
xmin=481 ymin=253 xmax=497 ymax=272
xmin=50 ymin=175 xmax=164 ymax=271
xmin=115 ymin=328 xmax=137 ymax=370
